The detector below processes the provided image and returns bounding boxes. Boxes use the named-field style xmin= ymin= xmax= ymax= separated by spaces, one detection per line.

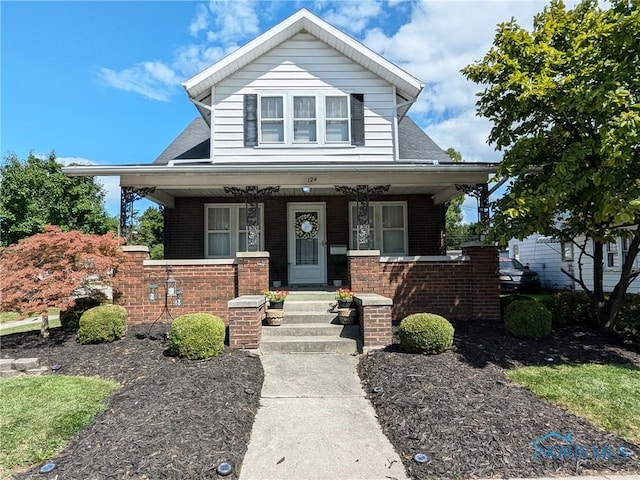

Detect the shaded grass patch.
xmin=506 ymin=363 xmax=640 ymax=444
xmin=0 ymin=375 xmax=119 ymax=477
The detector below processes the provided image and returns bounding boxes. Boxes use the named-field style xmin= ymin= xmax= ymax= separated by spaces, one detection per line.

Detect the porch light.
xmin=148 ymin=283 xmax=159 ymax=302
xmin=302 ymin=186 xmax=312 ymax=194
xmin=173 ymin=291 xmax=183 ymax=307
xmin=167 ymin=275 xmax=177 ymax=296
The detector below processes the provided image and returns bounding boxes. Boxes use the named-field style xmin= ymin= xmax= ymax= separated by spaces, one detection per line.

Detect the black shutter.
xmin=244 ymin=94 xmax=258 ymax=147
xmin=350 ymin=93 xmax=365 ymax=146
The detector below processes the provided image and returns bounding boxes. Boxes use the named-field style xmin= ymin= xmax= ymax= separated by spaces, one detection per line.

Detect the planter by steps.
xmin=265 ymin=309 xmax=284 ymax=326
xmin=269 ymin=300 xmax=284 ymax=310
xmin=337 ymin=308 xmax=357 ymax=325
xmin=337 ymin=300 xmax=352 ymax=309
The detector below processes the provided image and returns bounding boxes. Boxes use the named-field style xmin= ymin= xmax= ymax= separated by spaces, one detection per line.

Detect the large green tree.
xmin=0 ymin=152 xmax=112 ymax=245
xmin=131 ymin=207 xmax=164 ymax=259
xmin=463 ymin=0 xmax=640 ymax=328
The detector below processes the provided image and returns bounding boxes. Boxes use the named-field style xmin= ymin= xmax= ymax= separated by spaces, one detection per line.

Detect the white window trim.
xmin=257 ymin=91 xmax=351 ymax=146
xmin=348 ymin=201 xmax=408 ymax=255
xmin=605 ymin=239 xmax=620 ymax=270
xmin=204 ymin=203 xmax=264 ymax=258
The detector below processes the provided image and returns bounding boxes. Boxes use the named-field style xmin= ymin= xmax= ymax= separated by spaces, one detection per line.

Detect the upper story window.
xmin=245 ymin=93 xmax=364 ymax=147
xmin=606 ymin=240 xmax=619 ymax=268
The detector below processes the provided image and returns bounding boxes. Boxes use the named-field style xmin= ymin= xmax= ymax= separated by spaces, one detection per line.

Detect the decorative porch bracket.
xmin=224 ymin=186 xmax=280 ymax=249
xmin=120 ymin=187 xmax=156 ymax=242
xmin=455 ymin=183 xmax=490 ymax=237
xmin=335 ymin=184 xmax=390 ymax=249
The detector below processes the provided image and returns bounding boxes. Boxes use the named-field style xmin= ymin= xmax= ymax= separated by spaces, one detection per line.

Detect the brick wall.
xmin=349 ymin=247 xmax=499 ymax=322
xmin=113 ymin=247 xmax=237 ymax=325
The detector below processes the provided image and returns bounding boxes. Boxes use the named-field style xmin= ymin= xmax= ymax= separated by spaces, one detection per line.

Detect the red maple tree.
xmin=0 ymin=225 xmax=124 ymax=337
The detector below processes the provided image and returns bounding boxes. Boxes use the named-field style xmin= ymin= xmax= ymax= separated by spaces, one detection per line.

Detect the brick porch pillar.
xmin=228 ymin=295 xmax=265 ymax=349
xmin=347 ymin=250 xmax=381 ymax=292
xmin=113 ymin=246 xmax=150 ymax=323
xmin=355 ymin=293 xmax=393 ymax=352
xmin=462 ymin=242 xmax=500 ymax=320
xmin=236 ymin=252 xmax=269 ymax=296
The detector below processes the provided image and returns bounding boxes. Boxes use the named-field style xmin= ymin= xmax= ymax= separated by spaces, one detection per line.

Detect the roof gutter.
xmin=63 ymin=162 xmax=499 ymax=177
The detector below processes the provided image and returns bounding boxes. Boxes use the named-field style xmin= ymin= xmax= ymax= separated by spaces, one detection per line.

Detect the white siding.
xmin=508 ymin=234 xmax=574 ymax=289
xmin=212 ymin=33 xmax=396 ymax=162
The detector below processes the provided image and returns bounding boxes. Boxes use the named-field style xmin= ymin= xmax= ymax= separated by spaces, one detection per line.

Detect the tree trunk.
xmin=40 ymin=311 xmax=50 ymax=338
xmin=602 ymin=233 xmax=640 ymax=331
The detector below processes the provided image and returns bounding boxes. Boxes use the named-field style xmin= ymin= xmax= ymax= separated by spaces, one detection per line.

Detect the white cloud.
xmin=189 ymin=3 xmax=210 ymax=37
xmin=321 ymin=1 xmax=384 ymax=34
xmin=97 ymin=62 xmax=180 ymax=102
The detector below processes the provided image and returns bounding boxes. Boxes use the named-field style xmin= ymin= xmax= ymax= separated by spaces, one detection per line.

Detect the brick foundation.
xmin=228 ymin=295 xmax=265 ymax=349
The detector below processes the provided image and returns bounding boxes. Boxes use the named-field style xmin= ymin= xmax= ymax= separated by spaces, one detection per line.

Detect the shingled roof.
xmin=153 ymin=116 xmax=450 ymax=165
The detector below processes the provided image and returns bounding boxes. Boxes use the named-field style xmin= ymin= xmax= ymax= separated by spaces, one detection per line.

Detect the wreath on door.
xmin=295 ymin=213 xmax=319 ymax=239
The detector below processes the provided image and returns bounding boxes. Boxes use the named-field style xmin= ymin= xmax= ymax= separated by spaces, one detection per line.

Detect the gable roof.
xmin=153 ymin=116 xmax=450 ymax=165
xmin=182 ymin=9 xmax=423 ymax=107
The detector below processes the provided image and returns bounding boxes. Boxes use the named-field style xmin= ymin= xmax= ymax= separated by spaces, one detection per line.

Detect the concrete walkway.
xmin=239 ymin=353 xmax=408 ymax=480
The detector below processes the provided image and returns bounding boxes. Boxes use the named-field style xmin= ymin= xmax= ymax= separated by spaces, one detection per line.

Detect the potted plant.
xmin=263 ymin=290 xmax=289 ymax=310
xmin=335 ymin=288 xmax=354 ymax=309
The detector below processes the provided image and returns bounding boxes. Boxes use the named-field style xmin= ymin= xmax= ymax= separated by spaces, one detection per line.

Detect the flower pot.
xmin=337 ymin=299 xmax=352 ymax=309
xmin=337 ymin=308 xmax=357 ymax=325
xmin=269 ymin=300 xmax=284 ymax=310
xmin=266 ymin=309 xmax=284 ymax=326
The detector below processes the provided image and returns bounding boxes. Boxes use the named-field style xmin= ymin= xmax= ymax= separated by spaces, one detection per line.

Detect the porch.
xmin=113 ymin=243 xmax=499 ymax=351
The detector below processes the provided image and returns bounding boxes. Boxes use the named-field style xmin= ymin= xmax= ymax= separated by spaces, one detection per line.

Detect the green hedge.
xmin=77 ymin=305 xmax=127 ymax=344
xmin=615 ymin=294 xmax=640 ymax=346
xmin=505 ymin=300 xmax=552 ymax=339
xmin=398 ymin=313 xmax=454 ymax=354
xmin=169 ymin=313 xmax=225 ymax=360
xmin=60 ymin=297 xmax=105 ymax=331
xmin=539 ymin=291 xmax=597 ymax=327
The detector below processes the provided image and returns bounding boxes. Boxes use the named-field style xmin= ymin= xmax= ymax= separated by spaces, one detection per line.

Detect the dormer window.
xmin=245 ymin=92 xmax=363 ymax=147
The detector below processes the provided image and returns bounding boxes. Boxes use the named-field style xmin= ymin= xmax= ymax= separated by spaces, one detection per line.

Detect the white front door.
xmin=287 ymin=203 xmax=326 ymax=285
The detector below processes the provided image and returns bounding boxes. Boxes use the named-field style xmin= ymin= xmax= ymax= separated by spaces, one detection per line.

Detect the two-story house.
xmin=66 ymin=9 xmax=500 ymax=349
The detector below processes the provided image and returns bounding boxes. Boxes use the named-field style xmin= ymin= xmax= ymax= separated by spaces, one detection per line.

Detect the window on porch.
xmin=205 ymin=203 xmax=264 ymax=258
xmin=349 ymin=201 xmax=407 ymax=255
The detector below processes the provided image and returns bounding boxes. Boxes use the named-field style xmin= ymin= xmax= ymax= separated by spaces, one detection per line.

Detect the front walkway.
xmin=239 ymin=353 xmax=408 ymax=480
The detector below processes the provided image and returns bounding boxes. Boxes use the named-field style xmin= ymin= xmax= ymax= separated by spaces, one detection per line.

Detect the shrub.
xmin=77 ymin=305 xmax=127 ymax=344
xmin=505 ymin=300 xmax=552 ymax=339
xmin=500 ymin=294 xmax=535 ymax=320
xmin=169 ymin=313 xmax=225 ymax=359
xmin=539 ymin=291 xmax=597 ymax=327
xmin=398 ymin=313 xmax=454 ymax=354
xmin=60 ymin=296 xmax=105 ymax=330
xmin=615 ymin=294 xmax=640 ymax=346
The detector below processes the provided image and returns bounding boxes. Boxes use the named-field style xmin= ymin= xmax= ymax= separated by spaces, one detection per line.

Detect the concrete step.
xmin=263 ymin=323 xmax=358 ymax=337
xmin=283 ymin=300 xmax=336 ymax=313
xmin=283 ymin=312 xmax=339 ymax=324
xmin=260 ymin=335 xmax=360 ymax=354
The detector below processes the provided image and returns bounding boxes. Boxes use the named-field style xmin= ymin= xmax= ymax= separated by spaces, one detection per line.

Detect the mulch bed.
xmin=1 ymin=324 xmax=263 ymax=480
xmin=358 ymin=319 xmax=640 ymax=479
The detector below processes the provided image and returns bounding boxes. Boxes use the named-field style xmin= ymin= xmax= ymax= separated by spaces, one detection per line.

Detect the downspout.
xmin=392 ymin=86 xmax=399 ymax=161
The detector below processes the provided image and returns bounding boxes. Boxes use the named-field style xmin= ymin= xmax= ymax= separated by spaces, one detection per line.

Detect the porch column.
xmin=347 ymin=250 xmax=381 ymax=293
xmin=462 ymin=241 xmax=500 ymax=320
xmin=120 ymin=187 xmax=155 ymax=242
xmin=355 ymin=293 xmax=393 ymax=352
xmin=335 ymin=184 xmax=389 ymax=249
xmin=236 ymin=252 xmax=270 ymax=296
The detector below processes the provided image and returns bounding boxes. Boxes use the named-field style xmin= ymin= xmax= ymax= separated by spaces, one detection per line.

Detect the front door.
xmin=287 ymin=203 xmax=326 ymax=285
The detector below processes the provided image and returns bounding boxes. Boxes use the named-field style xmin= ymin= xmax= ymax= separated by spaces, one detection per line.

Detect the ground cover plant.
xmin=507 ymin=363 xmax=640 ymax=444
xmin=359 ymin=319 xmax=640 ymax=479
xmin=1 ymin=324 xmax=263 ymax=479
xmin=0 ymin=375 xmax=119 ymax=478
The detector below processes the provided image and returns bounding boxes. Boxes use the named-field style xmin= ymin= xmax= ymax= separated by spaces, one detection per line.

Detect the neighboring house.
xmin=65 ymin=9 xmax=500 ymax=348
xmin=509 ymin=233 xmax=640 ymax=294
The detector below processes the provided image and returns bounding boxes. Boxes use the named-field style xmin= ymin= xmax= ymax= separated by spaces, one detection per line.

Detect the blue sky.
xmin=1 ymin=0 xmax=554 ymax=219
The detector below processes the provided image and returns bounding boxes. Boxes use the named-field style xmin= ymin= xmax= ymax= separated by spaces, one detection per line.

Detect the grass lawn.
xmin=0 ymin=375 xmax=119 ymax=477
xmin=506 ymin=363 xmax=640 ymax=444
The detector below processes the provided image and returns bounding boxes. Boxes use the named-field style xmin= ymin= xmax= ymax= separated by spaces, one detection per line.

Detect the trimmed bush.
xmin=539 ymin=291 xmax=597 ymax=327
xmin=504 ymin=300 xmax=552 ymax=339
xmin=500 ymin=294 xmax=535 ymax=320
xmin=77 ymin=305 xmax=127 ymax=344
xmin=169 ymin=313 xmax=225 ymax=360
xmin=60 ymin=297 xmax=104 ymax=330
xmin=615 ymin=294 xmax=640 ymax=346
xmin=398 ymin=313 xmax=454 ymax=354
